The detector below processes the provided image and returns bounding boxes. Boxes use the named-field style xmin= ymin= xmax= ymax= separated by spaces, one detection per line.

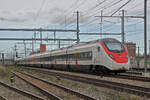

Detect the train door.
xmin=93 ymin=46 xmax=101 ymax=65
xmin=66 ymin=49 xmax=70 ymax=71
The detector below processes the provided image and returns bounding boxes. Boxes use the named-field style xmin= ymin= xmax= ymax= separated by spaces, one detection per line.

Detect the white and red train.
xmin=15 ymin=38 xmax=130 ymax=74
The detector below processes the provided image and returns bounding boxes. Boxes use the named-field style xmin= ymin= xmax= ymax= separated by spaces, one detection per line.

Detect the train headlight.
xmin=109 ymin=54 xmax=114 ymax=58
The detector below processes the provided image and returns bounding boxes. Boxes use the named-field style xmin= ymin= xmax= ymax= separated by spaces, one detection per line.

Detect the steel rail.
xmin=131 ymin=68 xmax=150 ymax=72
xmin=0 ymin=96 xmax=7 ymax=100
xmin=106 ymin=74 xmax=150 ymax=82
xmin=125 ymin=71 xmax=142 ymax=75
xmin=0 ymin=80 xmax=45 ymax=100
xmin=23 ymin=67 xmax=150 ymax=98
xmin=12 ymin=71 xmax=62 ymax=100
xmin=13 ymin=71 xmax=96 ymax=100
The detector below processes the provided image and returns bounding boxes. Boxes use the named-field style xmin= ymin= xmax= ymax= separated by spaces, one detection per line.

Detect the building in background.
xmin=30 ymin=44 xmax=46 ymax=55
xmin=40 ymin=44 xmax=46 ymax=52
xmin=125 ymin=42 xmax=136 ymax=58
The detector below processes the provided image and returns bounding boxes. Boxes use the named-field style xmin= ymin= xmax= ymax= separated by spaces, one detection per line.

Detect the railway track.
xmin=131 ymin=68 xmax=150 ymax=72
xmin=125 ymin=70 xmax=142 ymax=75
xmin=12 ymin=71 xmax=96 ymax=100
xmin=106 ymin=74 xmax=150 ymax=82
xmin=0 ymin=79 xmax=45 ymax=100
xmin=23 ymin=66 xmax=150 ymax=82
xmin=0 ymin=96 xmax=7 ymax=100
xmin=22 ymin=67 xmax=150 ymax=98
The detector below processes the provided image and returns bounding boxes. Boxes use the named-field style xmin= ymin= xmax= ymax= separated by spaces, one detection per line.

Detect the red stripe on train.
xmin=99 ymin=42 xmax=128 ymax=63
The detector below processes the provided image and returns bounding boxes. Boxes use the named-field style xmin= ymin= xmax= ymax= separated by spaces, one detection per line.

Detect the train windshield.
xmin=104 ymin=42 xmax=125 ymax=53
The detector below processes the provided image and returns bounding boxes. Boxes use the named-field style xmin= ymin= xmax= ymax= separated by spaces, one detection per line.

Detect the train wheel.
xmin=89 ymin=65 xmax=93 ymax=72
xmin=67 ymin=65 xmax=71 ymax=71
xmin=94 ymin=66 xmax=101 ymax=74
xmin=41 ymin=64 xmax=43 ymax=68
xmin=94 ymin=65 xmax=107 ymax=77
xmin=51 ymin=64 xmax=54 ymax=69
xmin=115 ymin=72 xmax=118 ymax=75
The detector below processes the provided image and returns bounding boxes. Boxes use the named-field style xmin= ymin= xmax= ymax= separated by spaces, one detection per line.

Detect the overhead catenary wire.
xmin=54 ymin=0 xmax=80 ymax=24
xmin=111 ymin=0 xmax=133 ymax=16
xmin=81 ymin=0 xmax=144 ymax=34
xmin=79 ymin=0 xmax=145 ymax=45
xmin=59 ymin=0 xmax=87 ymax=25
xmin=125 ymin=21 xmax=144 ymax=27
xmin=34 ymin=0 xmax=46 ymax=22
xmin=0 ymin=0 xmax=148 ymax=58
xmin=66 ymin=0 xmax=124 ymax=28
xmin=63 ymin=0 xmax=80 ymax=15
xmin=78 ymin=0 xmax=125 ymax=28
xmin=81 ymin=0 xmax=107 ymax=16
xmin=68 ymin=0 xmax=135 ymax=30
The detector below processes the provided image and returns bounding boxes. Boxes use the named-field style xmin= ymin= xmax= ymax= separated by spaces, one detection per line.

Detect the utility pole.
xmin=149 ymin=40 xmax=150 ymax=59
xmin=95 ymin=12 xmax=143 ymax=43
xmin=138 ymin=47 xmax=140 ymax=57
xmin=40 ymin=28 xmax=42 ymax=44
xmin=2 ymin=53 xmax=4 ymax=65
xmin=144 ymin=0 xmax=147 ymax=73
xmin=54 ymin=31 xmax=56 ymax=43
xmin=0 ymin=52 xmax=2 ymax=64
xmin=99 ymin=10 xmax=103 ymax=38
xmin=58 ymin=40 xmax=61 ymax=48
xmin=32 ymin=37 xmax=34 ymax=52
xmin=76 ymin=11 xmax=80 ymax=44
xmin=121 ymin=10 xmax=125 ymax=44
xmin=14 ymin=44 xmax=17 ymax=58
xmin=137 ymin=46 xmax=140 ymax=70
xmin=32 ymin=31 xmax=36 ymax=52
xmin=23 ymin=40 xmax=26 ymax=57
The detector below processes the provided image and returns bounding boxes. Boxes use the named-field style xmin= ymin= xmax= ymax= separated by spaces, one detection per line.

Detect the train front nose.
xmin=111 ymin=53 xmax=130 ymax=70
xmin=100 ymin=38 xmax=130 ymax=71
xmin=113 ymin=53 xmax=128 ymax=63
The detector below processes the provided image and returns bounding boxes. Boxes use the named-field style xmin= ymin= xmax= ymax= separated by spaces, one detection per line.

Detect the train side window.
xmin=89 ymin=52 xmax=92 ymax=57
xmin=97 ymin=47 xmax=100 ymax=52
xmin=85 ymin=52 xmax=88 ymax=58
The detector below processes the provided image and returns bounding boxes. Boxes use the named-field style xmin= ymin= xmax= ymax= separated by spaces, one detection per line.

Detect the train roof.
xmin=15 ymin=38 xmax=120 ymax=61
xmin=100 ymin=38 xmax=120 ymax=43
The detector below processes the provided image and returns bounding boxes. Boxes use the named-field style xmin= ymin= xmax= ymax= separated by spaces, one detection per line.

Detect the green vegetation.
xmin=0 ymin=65 xmax=24 ymax=83
xmin=100 ymin=92 xmax=110 ymax=98
xmin=100 ymin=92 xmax=140 ymax=100
xmin=2 ymin=66 xmax=142 ymax=100
xmin=129 ymin=95 xmax=140 ymax=100
xmin=0 ymin=66 xmax=13 ymax=83
xmin=0 ymin=68 xmax=8 ymax=81
xmin=72 ymin=82 xmax=78 ymax=87
xmin=61 ymin=80 xmax=71 ymax=85
xmin=90 ymin=86 xmax=99 ymax=92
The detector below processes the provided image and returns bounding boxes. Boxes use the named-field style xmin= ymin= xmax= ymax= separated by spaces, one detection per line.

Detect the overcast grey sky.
xmin=0 ymin=0 xmax=148 ymax=27
xmin=0 ymin=0 xmax=149 ymax=56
